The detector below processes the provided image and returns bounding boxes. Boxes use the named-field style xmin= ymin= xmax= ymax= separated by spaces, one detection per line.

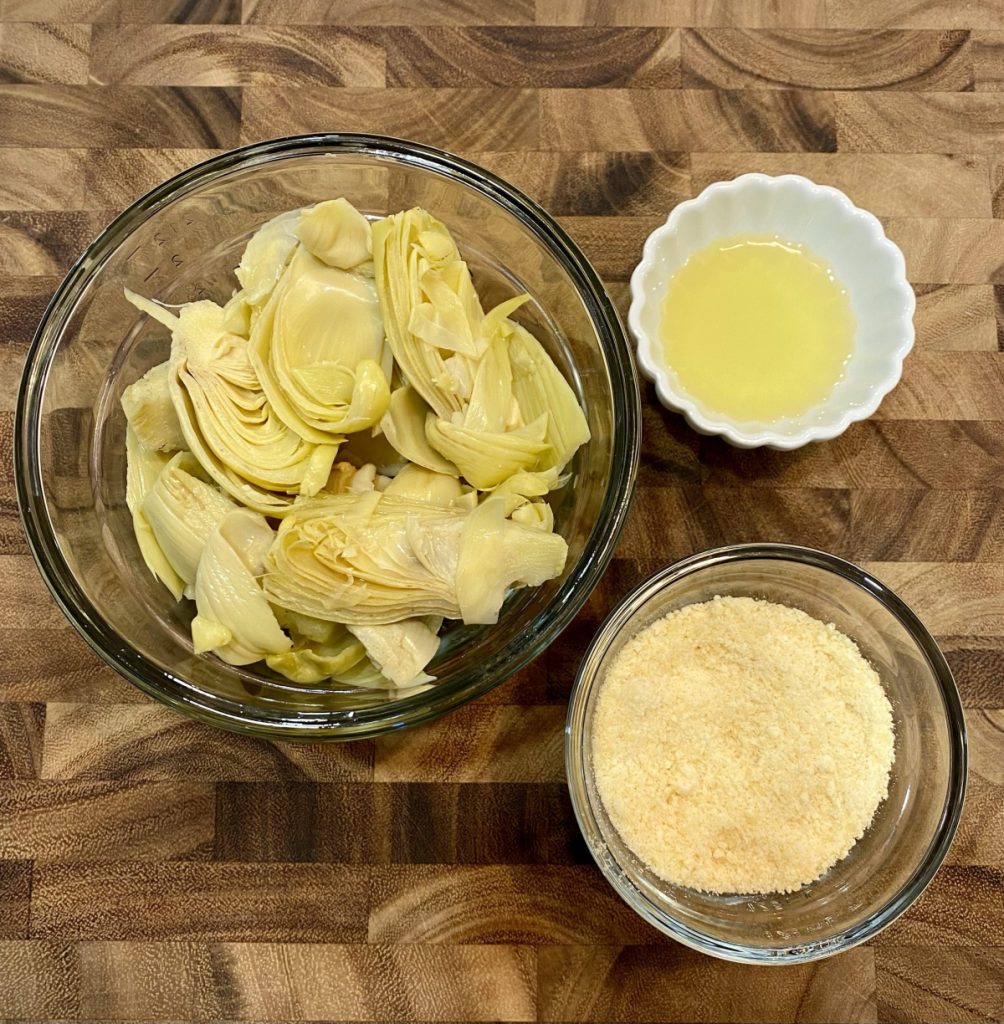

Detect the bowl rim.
xmin=565 ymin=542 xmax=968 ymax=964
xmin=628 ymin=172 xmax=917 ymax=450
xmin=15 ymin=132 xmax=642 ymax=740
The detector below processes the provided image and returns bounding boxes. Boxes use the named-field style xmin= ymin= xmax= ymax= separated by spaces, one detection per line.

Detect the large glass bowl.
xmin=566 ymin=544 xmax=967 ymax=963
xmin=16 ymin=134 xmax=640 ymax=740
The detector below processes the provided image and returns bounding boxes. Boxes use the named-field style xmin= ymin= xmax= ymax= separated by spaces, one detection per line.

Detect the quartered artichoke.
xmin=122 ymin=198 xmax=590 ymax=692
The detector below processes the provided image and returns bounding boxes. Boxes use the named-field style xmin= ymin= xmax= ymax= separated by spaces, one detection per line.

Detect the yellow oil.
xmin=659 ymin=234 xmax=855 ymax=424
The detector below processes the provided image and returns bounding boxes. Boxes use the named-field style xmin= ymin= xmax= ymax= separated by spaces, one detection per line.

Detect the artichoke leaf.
xmin=296 ymin=198 xmax=372 ymax=270
xmin=125 ymin=425 xmax=185 ymax=600
xmin=508 ymin=322 xmax=590 ymax=474
xmin=347 ymin=619 xmax=439 ymax=687
xmin=236 ymin=209 xmax=301 ymax=306
xmin=511 ymin=500 xmax=555 ymax=532
xmin=383 ymin=463 xmax=463 ymax=507
xmin=266 ymin=622 xmax=367 ymax=684
xmin=380 ymin=386 xmax=459 ymax=476
xmin=462 ymin=331 xmax=514 ymax=435
xmin=142 ymin=450 xmax=236 ymax=592
xmin=455 ymin=495 xmax=567 ymax=625
xmin=221 ymin=291 xmax=251 ymax=337
xmin=193 ymin=509 xmax=291 ymax=666
xmin=330 ymin=655 xmax=402 ymax=691
xmin=426 ymin=411 xmax=551 ymax=490
xmin=121 ymin=361 xmax=185 ymax=453
xmin=272 ymin=605 xmax=342 ymax=645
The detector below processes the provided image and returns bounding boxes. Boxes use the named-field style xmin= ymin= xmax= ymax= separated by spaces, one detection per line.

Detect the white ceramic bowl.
xmin=628 ymin=173 xmax=915 ymax=449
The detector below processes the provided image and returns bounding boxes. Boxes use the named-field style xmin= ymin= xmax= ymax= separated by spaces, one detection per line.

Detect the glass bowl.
xmin=566 ymin=543 xmax=967 ymax=963
xmin=16 ymin=134 xmax=640 ymax=740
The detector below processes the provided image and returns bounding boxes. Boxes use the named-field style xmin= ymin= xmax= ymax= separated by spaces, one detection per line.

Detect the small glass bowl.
xmin=565 ymin=544 xmax=967 ymax=963
xmin=16 ymin=134 xmax=640 ymax=740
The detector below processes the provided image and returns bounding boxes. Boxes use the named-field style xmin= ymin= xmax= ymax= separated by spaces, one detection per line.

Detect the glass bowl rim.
xmin=15 ymin=132 xmax=641 ymax=741
xmin=564 ymin=541 xmax=968 ymax=964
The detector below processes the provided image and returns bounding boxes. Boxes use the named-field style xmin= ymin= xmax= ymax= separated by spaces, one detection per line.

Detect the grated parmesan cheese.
xmin=591 ymin=596 xmax=895 ymax=895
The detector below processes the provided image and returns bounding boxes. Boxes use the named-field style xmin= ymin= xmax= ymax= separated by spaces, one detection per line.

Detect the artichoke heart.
xmin=193 ymin=509 xmax=291 ymax=666
xmin=141 ymin=450 xmax=235 ymax=593
xmin=263 ymin=491 xmax=566 ymax=629
xmin=264 ymin=492 xmax=465 ymax=625
xmin=380 ymin=386 xmax=459 ymax=476
xmin=125 ymin=425 xmax=185 ymax=600
xmin=266 ymin=621 xmax=367 ymax=684
xmin=124 ymin=289 xmax=338 ymax=516
xmin=455 ymin=495 xmax=567 ymax=625
xmin=121 ymin=361 xmax=184 ymax=453
xmin=508 ymin=322 xmax=590 ymax=473
xmin=236 ymin=209 xmax=301 ymax=307
xmin=251 ymin=245 xmax=389 ymax=439
xmin=297 ymin=197 xmax=372 ymax=270
xmin=347 ymin=619 xmax=440 ymax=687
xmin=426 ymin=412 xmax=552 ymax=490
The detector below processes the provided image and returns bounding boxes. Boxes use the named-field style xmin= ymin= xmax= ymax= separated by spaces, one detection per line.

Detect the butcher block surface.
xmin=0 ymin=1 xmax=1002 ymax=1022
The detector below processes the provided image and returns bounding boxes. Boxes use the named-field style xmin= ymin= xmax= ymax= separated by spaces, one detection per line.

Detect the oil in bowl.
xmin=659 ymin=234 xmax=855 ymax=425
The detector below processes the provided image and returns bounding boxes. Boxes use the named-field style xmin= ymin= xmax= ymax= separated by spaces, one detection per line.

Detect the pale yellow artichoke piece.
xmin=141 ymin=450 xmax=236 ymax=591
xmin=455 ymin=495 xmax=567 ymax=625
xmin=266 ymin=623 xmax=367 ymax=684
xmin=508 ymin=322 xmax=590 ymax=473
xmin=380 ymin=386 xmax=459 ymax=476
xmin=191 ymin=615 xmax=232 ymax=654
xmin=372 ymin=208 xmax=482 ymax=419
xmin=125 ymin=425 xmax=185 ymax=601
xmin=125 ymin=425 xmax=173 ymax=518
xmin=462 ymin=330 xmax=514 ymax=435
xmin=250 ymin=246 xmax=389 ymax=440
xmin=124 ymin=288 xmax=336 ymax=517
xmin=272 ymin=605 xmax=341 ymax=645
xmin=221 ymin=291 xmax=251 ymax=337
xmin=121 ymin=361 xmax=184 ymax=453
xmin=511 ymin=500 xmax=555 ymax=533
xmin=426 ymin=411 xmax=552 ymax=490
xmin=296 ymin=198 xmax=372 ymax=270
xmin=263 ymin=493 xmax=466 ymax=625
xmin=347 ymin=619 xmax=439 ymax=687
xmin=236 ymin=209 xmax=301 ymax=306
xmin=331 ymin=655 xmax=397 ymax=690
xmin=193 ymin=509 xmax=291 ymax=666
xmin=383 ymin=464 xmax=463 ymax=507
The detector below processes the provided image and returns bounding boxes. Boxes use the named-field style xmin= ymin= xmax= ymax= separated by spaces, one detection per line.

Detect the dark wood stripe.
xmin=0 ymin=860 xmax=30 ymax=938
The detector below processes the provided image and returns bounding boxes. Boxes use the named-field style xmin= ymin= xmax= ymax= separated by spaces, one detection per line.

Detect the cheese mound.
xmin=592 ymin=596 xmax=895 ymax=895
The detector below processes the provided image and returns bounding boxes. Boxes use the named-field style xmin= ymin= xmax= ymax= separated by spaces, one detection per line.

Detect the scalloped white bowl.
xmin=629 ymin=173 xmax=915 ymax=449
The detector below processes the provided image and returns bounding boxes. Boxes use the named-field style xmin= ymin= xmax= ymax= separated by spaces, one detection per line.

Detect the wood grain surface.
xmin=0 ymin=2 xmax=1002 ymax=1023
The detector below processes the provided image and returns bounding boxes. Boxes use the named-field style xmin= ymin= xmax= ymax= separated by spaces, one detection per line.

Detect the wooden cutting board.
xmin=0 ymin=2 xmax=1001 ymax=1022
